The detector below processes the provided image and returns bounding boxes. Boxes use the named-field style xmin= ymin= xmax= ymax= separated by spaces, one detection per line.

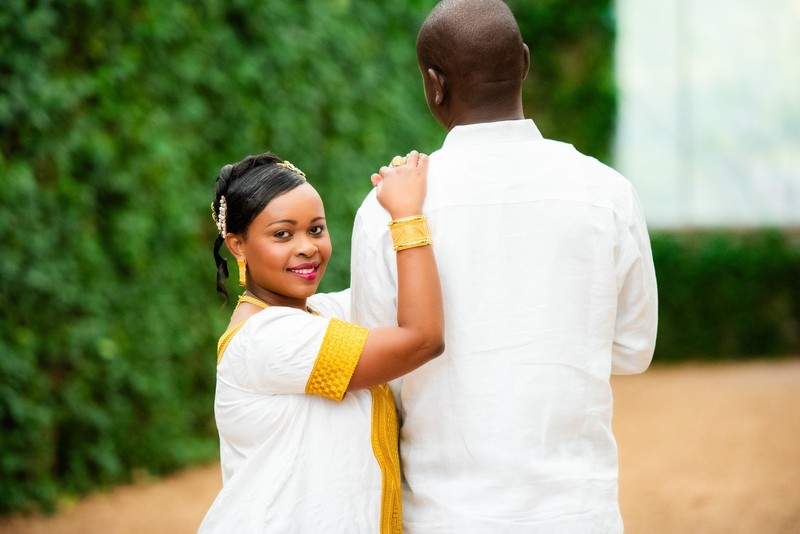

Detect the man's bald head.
xmin=416 ymin=0 xmax=528 ymax=113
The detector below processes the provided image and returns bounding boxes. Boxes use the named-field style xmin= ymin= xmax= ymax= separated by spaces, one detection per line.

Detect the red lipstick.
xmin=288 ymin=262 xmax=320 ymax=281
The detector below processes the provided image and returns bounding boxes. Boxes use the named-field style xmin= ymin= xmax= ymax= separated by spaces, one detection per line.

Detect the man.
xmin=350 ymin=0 xmax=658 ymax=531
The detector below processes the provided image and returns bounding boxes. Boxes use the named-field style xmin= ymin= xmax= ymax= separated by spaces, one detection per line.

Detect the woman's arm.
xmin=347 ymin=151 xmax=444 ymax=390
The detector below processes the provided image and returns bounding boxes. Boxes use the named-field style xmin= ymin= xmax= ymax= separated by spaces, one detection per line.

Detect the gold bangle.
xmin=388 ymin=215 xmax=432 ymax=251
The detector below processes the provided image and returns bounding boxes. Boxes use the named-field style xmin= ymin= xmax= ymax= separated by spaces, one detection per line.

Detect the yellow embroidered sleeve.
xmin=305 ymin=318 xmax=368 ymax=402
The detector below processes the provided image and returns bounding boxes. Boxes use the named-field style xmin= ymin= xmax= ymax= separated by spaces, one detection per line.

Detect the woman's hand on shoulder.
xmin=372 ymin=150 xmax=428 ymax=219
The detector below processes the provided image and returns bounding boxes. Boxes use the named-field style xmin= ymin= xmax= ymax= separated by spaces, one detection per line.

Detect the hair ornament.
xmin=212 ymin=196 xmax=227 ymax=236
xmin=277 ymin=160 xmax=307 ymax=180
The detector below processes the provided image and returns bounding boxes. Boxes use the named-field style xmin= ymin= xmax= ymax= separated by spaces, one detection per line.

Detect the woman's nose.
xmin=296 ymin=238 xmax=318 ymax=257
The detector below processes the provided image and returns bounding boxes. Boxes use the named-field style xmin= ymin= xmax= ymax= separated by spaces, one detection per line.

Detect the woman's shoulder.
xmin=307 ymin=289 xmax=351 ymax=320
xmin=242 ymin=305 xmax=325 ymax=332
xmin=219 ymin=306 xmax=328 ymax=364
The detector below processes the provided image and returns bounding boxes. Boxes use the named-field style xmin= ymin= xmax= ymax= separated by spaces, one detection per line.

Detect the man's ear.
xmin=427 ymin=67 xmax=447 ymax=106
xmin=225 ymin=233 xmax=246 ymax=261
xmin=522 ymin=43 xmax=531 ymax=81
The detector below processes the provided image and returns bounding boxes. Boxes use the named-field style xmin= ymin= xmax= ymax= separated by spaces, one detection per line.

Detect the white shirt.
xmin=350 ymin=119 xmax=658 ymax=533
xmin=200 ymin=291 xmax=401 ymax=533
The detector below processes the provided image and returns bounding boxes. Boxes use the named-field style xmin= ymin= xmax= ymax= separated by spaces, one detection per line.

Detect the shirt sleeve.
xmin=229 ymin=308 xmax=368 ymax=401
xmin=350 ymin=189 xmax=399 ymax=329
xmin=612 ymin=186 xmax=659 ymax=375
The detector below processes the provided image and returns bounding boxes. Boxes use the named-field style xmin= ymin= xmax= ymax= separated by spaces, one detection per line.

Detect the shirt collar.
xmin=442 ymin=119 xmax=543 ymax=149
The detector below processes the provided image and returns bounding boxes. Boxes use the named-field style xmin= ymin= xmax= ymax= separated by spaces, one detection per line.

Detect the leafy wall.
xmin=651 ymin=230 xmax=800 ymax=362
xmin=0 ymin=0 xmax=440 ymax=513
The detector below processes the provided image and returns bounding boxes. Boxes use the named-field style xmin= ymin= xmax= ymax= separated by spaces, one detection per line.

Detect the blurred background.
xmin=616 ymin=0 xmax=800 ymax=228
xmin=1 ymin=0 xmax=798 ymax=519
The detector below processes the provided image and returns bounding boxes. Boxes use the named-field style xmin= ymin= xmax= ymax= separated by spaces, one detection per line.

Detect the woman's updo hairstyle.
xmin=211 ymin=152 xmax=308 ymax=303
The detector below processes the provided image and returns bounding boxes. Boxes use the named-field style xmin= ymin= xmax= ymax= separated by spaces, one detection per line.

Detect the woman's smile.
xmin=288 ymin=262 xmax=320 ymax=281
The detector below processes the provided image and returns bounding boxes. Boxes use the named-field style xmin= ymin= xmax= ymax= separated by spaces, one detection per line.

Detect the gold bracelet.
xmin=388 ymin=215 xmax=432 ymax=251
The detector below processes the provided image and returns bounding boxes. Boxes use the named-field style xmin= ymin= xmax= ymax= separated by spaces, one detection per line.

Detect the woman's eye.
xmin=309 ymin=225 xmax=325 ymax=236
xmin=274 ymin=230 xmax=291 ymax=239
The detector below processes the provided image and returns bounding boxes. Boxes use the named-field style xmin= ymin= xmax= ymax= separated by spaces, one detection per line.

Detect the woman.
xmin=199 ymin=150 xmax=442 ymax=533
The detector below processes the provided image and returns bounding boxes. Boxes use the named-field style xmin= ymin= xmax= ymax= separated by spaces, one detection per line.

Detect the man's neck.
xmin=445 ymin=105 xmax=525 ymax=131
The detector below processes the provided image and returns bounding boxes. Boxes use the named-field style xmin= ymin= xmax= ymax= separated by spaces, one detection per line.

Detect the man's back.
xmin=350 ymin=119 xmax=657 ymax=532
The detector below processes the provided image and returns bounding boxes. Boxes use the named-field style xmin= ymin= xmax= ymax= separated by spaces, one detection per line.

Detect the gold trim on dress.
xmin=217 ymin=321 xmax=246 ymax=364
xmin=305 ymin=318 xmax=367 ymax=402
xmin=216 ymin=294 xmax=271 ymax=364
xmin=370 ymin=384 xmax=402 ymax=534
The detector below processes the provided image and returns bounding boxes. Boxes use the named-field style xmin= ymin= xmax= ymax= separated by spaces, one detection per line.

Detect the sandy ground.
xmin=1 ymin=357 xmax=798 ymax=534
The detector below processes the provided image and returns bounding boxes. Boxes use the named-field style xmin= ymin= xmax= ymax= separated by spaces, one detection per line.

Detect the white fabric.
xmin=350 ymin=119 xmax=658 ymax=533
xmin=308 ymin=288 xmax=352 ymax=319
xmin=199 ymin=303 xmax=381 ymax=533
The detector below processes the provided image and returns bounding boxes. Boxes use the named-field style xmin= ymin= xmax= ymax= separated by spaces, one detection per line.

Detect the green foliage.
xmin=651 ymin=230 xmax=800 ymax=362
xmin=510 ymin=0 xmax=618 ymax=162
xmin=0 ymin=0 xmax=619 ymax=514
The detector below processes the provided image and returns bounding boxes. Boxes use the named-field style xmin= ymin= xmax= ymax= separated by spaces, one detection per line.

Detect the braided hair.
xmin=211 ymin=152 xmax=308 ymax=303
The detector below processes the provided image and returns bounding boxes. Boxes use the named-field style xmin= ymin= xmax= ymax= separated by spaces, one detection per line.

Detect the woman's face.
xmin=235 ymin=183 xmax=332 ymax=308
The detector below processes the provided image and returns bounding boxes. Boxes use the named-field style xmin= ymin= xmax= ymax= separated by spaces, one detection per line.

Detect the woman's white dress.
xmin=199 ymin=292 xmax=400 ymax=533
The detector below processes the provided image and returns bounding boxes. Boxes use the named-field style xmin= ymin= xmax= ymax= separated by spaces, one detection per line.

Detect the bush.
xmin=512 ymin=0 xmax=618 ymax=162
xmin=0 ymin=0 xmax=438 ymax=514
xmin=650 ymin=230 xmax=800 ymax=362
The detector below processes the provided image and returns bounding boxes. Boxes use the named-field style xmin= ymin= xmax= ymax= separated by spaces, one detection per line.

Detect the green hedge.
xmin=512 ymin=0 xmax=618 ymax=162
xmin=651 ymin=230 xmax=800 ymax=362
xmin=0 ymin=0 xmax=657 ymax=515
xmin=0 ymin=0 xmax=442 ymax=514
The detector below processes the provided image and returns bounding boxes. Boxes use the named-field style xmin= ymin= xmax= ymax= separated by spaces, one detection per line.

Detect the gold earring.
xmin=237 ymin=259 xmax=246 ymax=287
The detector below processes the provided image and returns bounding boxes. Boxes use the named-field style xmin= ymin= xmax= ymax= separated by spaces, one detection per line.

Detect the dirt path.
xmin=2 ymin=358 xmax=799 ymax=533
